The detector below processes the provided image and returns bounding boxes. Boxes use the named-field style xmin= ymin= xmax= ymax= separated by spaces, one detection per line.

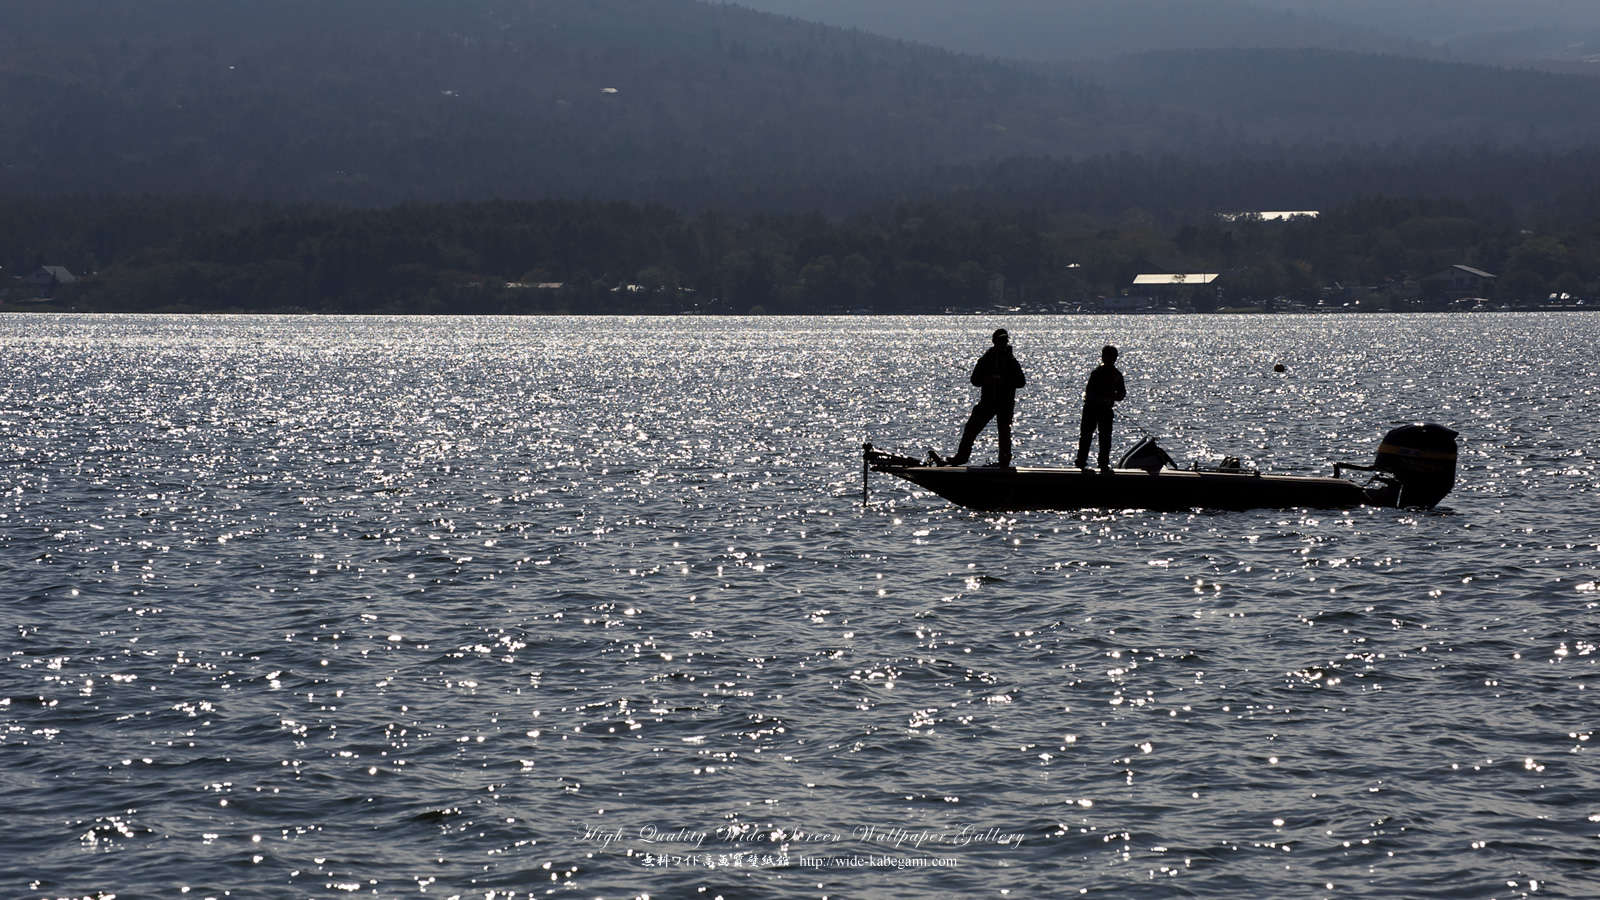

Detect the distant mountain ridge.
xmin=5 ymin=0 xmax=1600 ymax=210
xmin=732 ymin=0 xmax=1424 ymax=61
xmin=0 ymin=0 xmax=1129 ymax=205
xmin=1245 ymin=0 xmax=1600 ymax=43
xmin=1079 ymin=48 xmax=1600 ymax=146
xmin=734 ymin=0 xmax=1600 ymax=71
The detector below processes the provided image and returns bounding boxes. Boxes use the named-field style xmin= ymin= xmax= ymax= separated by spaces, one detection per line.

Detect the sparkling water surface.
xmin=2 ymin=313 xmax=1597 ymax=899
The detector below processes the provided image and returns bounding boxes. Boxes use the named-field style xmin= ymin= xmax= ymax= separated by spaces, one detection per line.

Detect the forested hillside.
xmin=9 ymin=151 xmax=1600 ymax=316
xmin=8 ymin=0 xmax=1600 ymax=317
xmin=7 ymin=0 xmax=1600 ymax=210
xmin=0 ymin=0 xmax=1124 ymax=206
xmin=1079 ymin=49 xmax=1600 ymax=147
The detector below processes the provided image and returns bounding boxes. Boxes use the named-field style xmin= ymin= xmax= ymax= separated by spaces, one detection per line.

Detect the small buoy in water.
xmin=1273 ymin=363 xmax=1286 ymax=373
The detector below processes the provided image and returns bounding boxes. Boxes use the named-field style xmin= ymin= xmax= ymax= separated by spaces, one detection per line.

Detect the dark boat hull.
xmin=876 ymin=464 xmax=1374 ymax=512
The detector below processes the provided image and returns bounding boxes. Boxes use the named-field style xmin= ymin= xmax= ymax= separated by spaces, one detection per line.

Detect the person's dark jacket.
xmin=1083 ymin=364 xmax=1126 ymax=408
xmin=970 ymin=346 xmax=1027 ymax=403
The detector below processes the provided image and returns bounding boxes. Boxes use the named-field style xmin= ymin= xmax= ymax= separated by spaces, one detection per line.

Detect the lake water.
xmin=2 ymin=313 xmax=1596 ymax=899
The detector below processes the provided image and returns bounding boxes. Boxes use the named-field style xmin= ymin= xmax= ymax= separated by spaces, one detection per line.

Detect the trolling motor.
xmin=1336 ymin=423 xmax=1459 ymax=508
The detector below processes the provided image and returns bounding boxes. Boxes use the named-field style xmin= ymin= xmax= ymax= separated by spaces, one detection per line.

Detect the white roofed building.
xmin=1122 ymin=272 xmax=1222 ymax=311
xmin=1131 ymin=273 xmax=1220 ymax=287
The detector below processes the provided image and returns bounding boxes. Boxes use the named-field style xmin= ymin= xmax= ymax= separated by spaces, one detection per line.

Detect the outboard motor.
xmin=1373 ymin=423 xmax=1459 ymax=508
xmin=1118 ymin=436 xmax=1176 ymax=474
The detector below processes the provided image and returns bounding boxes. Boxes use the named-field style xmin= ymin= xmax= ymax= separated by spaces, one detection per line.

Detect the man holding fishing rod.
xmin=934 ymin=328 xmax=1028 ymax=468
xmin=1075 ymin=344 xmax=1126 ymax=472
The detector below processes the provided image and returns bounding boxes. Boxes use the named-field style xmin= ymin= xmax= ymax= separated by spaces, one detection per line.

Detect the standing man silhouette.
xmin=1076 ymin=345 xmax=1126 ymax=471
xmin=942 ymin=328 xmax=1027 ymax=467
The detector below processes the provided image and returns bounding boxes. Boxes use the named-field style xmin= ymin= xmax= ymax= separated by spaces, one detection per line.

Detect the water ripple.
xmin=2 ymin=313 xmax=1597 ymax=898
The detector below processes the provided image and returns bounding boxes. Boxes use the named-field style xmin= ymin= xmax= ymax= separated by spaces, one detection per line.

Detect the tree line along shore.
xmin=5 ymin=191 xmax=1597 ymax=315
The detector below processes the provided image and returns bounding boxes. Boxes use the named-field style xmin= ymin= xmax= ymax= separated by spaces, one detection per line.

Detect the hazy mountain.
xmin=733 ymin=0 xmax=1600 ymax=71
xmin=1081 ymin=48 xmax=1600 ymax=146
xmin=0 ymin=0 xmax=1134 ymax=205
xmin=1246 ymin=0 xmax=1600 ymax=43
xmin=1252 ymin=0 xmax=1600 ymax=71
xmin=731 ymin=0 xmax=1423 ymax=61
xmin=6 ymin=0 xmax=1600 ymax=211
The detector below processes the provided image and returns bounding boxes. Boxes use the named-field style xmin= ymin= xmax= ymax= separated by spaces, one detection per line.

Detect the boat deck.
xmin=875 ymin=463 xmax=1372 ymax=511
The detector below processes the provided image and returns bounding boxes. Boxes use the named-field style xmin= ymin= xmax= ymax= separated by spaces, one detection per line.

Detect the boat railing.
xmin=863 ymin=443 xmax=925 ymax=470
xmin=1333 ymin=461 xmax=1378 ymax=479
xmin=863 ymin=442 xmax=931 ymax=506
xmin=1187 ymin=457 xmax=1261 ymax=476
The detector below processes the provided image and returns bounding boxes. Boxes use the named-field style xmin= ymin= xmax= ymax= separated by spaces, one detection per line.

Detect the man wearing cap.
xmin=939 ymin=328 xmax=1028 ymax=467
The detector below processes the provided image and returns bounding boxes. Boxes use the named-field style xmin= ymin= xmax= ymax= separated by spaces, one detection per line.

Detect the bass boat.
xmin=863 ymin=423 xmax=1458 ymax=512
